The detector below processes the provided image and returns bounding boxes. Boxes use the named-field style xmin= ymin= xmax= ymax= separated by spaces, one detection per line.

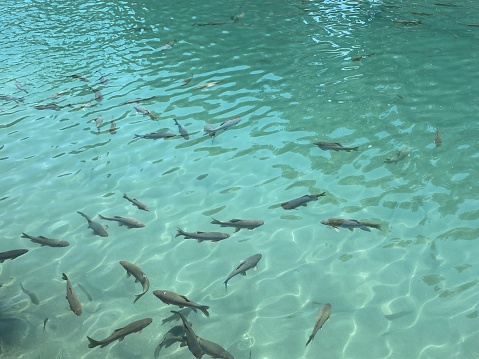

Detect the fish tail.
xmin=351 ymin=146 xmax=359 ymax=151
xmin=305 ymin=336 xmax=313 ymax=346
xmin=62 ymin=273 xmax=68 ymax=281
xmin=360 ymin=226 xmax=371 ymax=232
xmin=87 ymin=336 xmax=101 ymax=348
xmin=123 ymin=193 xmax=128 ymax=199
xmin=98 ymin=214 xmax=106 ymax=220
xmin=21 ymin=232 xmax=29 ymax=238
xmin=211 ymin=218 xmax=221 ymax=225
xmin=133 ymin=294 xmax=143 ymax=304
xmin=175 ymin=228 xmax=184 ymax=237
xmin=199 ymin=305 xmax=210 ymax=317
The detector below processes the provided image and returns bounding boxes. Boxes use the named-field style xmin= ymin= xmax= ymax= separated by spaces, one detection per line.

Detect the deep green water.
xmin=1 ymin=0 xmax=478 ymax=358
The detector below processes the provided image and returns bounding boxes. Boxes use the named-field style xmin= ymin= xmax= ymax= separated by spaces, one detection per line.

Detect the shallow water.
xmin=1 ymin=0 xmax=478 ymax=358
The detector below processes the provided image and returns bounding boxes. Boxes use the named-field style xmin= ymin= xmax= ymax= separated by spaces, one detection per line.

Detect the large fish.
xmin=77 ymin=211 xmax=109 ymax=237
xmin=305 ymin=303 xmax=331 ymax=346
xmin=197 ymin=337 xmax=234 ymax=359
xmin=153 ymin=290 xmax=210 ymax=317
xmin=154 ymin=325 xmax=187 ymax=358
xmin=224 ymin=253 xmax=262 ymax=289
xmin=134 ymin=132 xmax=176 ymax=140
xmin=384 ymin=149 xmax=410 ymax=164
xmin=314 ymin=142 xmax=359 ymax=152
xmin=0 ymin=249 xmax=28 ymax=263
xmin=210 ymin=218 xmax=264 ymax=232
xmin=21 ymin=232 xmax=69 ymax=247
xmin=62 ymin=273 xmax=82 ymax=316
xmin=281 ymin=193 xmax=326 ymax=210
xmin=134 ymin=105 xmax=157 ymax=120
xmin=123 ymin=193 xmax=149 ymax=211
xmin=119 ymin=261 xmax=149 ymax=304
xmin=320 ymin=218 xmax=381 ymax=232
xmin=98 ymin=214 xmax=145 ymax=228
xmin=203 ymin=117 xmax=241 ymax=136
xmin=176 ymin=228 xmax=230 ymax=243
xmin=171 ymin=310 xmax=203 ymax=358
xmin=174 ymin=119 xmax=189 ymax=139
xmin=87 ymin=317 xmax=153 ymax=348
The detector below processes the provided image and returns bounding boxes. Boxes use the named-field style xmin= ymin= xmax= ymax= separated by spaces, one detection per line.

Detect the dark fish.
xmin=392 ymin=19 xmax=421 ymax=25
xmin=77 ymin=211 xmax=109 ymax=237
xmin=305 ymin=303 xmax=331 ymax=346
xmin=158 ymin=40 xmax=177 ymax=51
xmin=210 ymin=218 xmax=264 ymax=232
xmin=119 ymin=96 xmax=156 ymax=105
xmin=119 ymin=261 xmax=150 ymax=304
xmin=351 ymin=53 xmax=374 ymax=61
xmin=193 ymin=21 xmax=226 ymax=26
xmin=62 ymin=273 xmax=82 ymax=316
xmin=68 ymin=74 xmax=89 ymax=82
xmin=34 ymin=103 xmax=63 ymax=110
xmin=89 ymin=87 xmax=103 ymax=102
xmin=224 ymin=253 xmax=262 ymax=289
xmin=78 ymin=283 xmax=93 ymax=301
xmin=174 ymin=119 xmax=189 ymax=139
xmin=434 ymin=129 xmax=442 ymax=147
xmin=93 ymin=115 xmax=103 ymax=131
xmin=411 ymin=12 xmax=433 ymax=16
xmin=134 ymin=132 xmax=176 ymax=140
xmin=197 ymin=337 xmax=234 ymax=359
xmin=0 ymin=94 xmax=24 ymax=103
xmin=154 ymin=325 xmax=187 ymax=358
xmin=21 ymin=232 xmax=69 ymax=247
xmin=153 ymin=290 xmax=210 ymax=317
xmin=20 ymin=282 xmax=40 ymax=305
xmin=384 ymin=149 xmax=410 ymax=164
xmin=43 ymin=318 xmax=48 ymax=331
xmin=171 ymin=310 xmax=203 ymax=358
xmin=176 ymin=228 xmax=230 ymax=243
xmin=15 ymin=81 xmax=28 ymax=94
xmin=87 ymin=318 xmax=153 ymax=348
xmin=281 ymin=193 xmax=326 ymax=210
xmin=134 ymin=105 xmax=157 ymax=120
xmin=0 ymin=249 xmax=28 ymax=263
xmin=98 ymin=214 xmax=145 ymax=228
xmin=314 ymin=142 xmax=359 ymax=151
xmin=161 ymin=307 xmax=193 ymax=325
xmin=123 ymin=193 xmax=150 ymax=211
xmin=181 ymin=77 xmax=193 ymax=86
xmin=203 ymin=117 xmax=241 ymax=136
xmin=320 ymin=218 xmax=381 ymax=232
xmin=109 ymin=120 xmax=117 ymax=134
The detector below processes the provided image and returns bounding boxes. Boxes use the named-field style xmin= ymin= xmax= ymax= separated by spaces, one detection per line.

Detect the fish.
xmin=210 ymin=218 xmax=264 ymax=232
xmin=305 ymin=303 xmax=332 ymax=346
xmin=123 ymin=193 xmax=150 ymax=211
xmin=351 ymin=53 xmax=374 ymax=61
xmin=119 ymin=261 xmax=150 ymax=304
xmin=134 ymin=132 xmax=176 ymax=140
xmin=384 ymin=149 xmax=410 ymax=164
xmin=181 ymin=77 xmax=193 ymax=86
xmin=119 ymin=96 xmax=156 ymax=105
xmin=281 ymin=193 xmax=326 ymax=210
xmin=171 ymin=310 xmax=203 ymax=358
xmin=196 ymin=81 xmax=221 ymax=90
xmin=21 ymin=232 xmax=69 ymax=247
xmin=174 ymin=119 xmax=189 ymax=139
xmin=161 ymin=307 xmax=193 ymax=325
xmin=15 ymin=81 xmax=28 ymax=94
xmin=62 ymin=273 xmax=83 ymax=316
xmin=154 ymin=325 xmax=187 ymax=358
xmin=197 ymin=337 xmax=234 ymax=359
xmin=314 ymin=142 xmax=359 ymax=151
xmin=411 ymin=12 xmax=433 ymax=16
xmin=93 ymin=115 xmax=103 ymax=131
xmin=0 ymin=94 xmax=24 ymax=103
xmin=43 ymin=318 xmax=48 ymax=331
xmin=98 ymin=75 xmax=109 ymax=86
xmin=89 ymin=87 xmax=103 ymax=102
xmin=203 ymin=117 xmax=241 ymax=136
xmin=77 ymin=283 xmax=93 ymax=301
xmin=224 ymin=253 xmax=262 ymax=289
xmin=20 ymin=282 xmax=40 ymax=305
xmin=98 ymin=214 xmax=145 ymax=228
xmin=193 ymin=21 xmax=226 ymax=26
xmin=434 ymin=129 xmax=442 ymax=147
xmin=67 ymin=74 xmax=89 ymax=82
xmin=153 ymin=290 xmax=210 ymax=317
xmin=34 ymin=103 xmax=63 ymax=110
xmin=158 ymin=40 xmax=177 ymax=51
xmin=77 ymin=211 xmax=109 ymax=237
xmin=320 ymin=218 xmax=381 ymax=232
xmin=175 ymin=228 xmax=230 ymax=243
xmin=392 ymin=19 xmax=421 ymax=25
xmin=109 ymin=120 xmax=117 ymax=134
xmin=50 ymin=88 xmax=71 ymax=98
xmin=0 ymin=249 xmax=28 ymax=263
xmin=134 ymin=105 xmax=157 ymax=120
xmin=87 ymin=317 xmax=153 ymax=348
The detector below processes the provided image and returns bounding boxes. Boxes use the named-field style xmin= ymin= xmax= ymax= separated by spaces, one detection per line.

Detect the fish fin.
xmin=240 ymin=272 xmax=247 ymax=276
xmin=197 ymin=239 xmax=203 ymax=243
xmin=234 ymin=228 xmax=240 ymax=233
xmin=98 ymin=214 xmax=106 ymax=220
xmin=87 ymin=336 xmax=101 ymax=348
xmin=360 ymin=227 xmax=371 ymax=232
xmin=118 ymin=336 xmax=125 ymax=342
xmin=348 ymin=228 xmax=354 ymax=231
xmin=199 ymin=306 xmax=210 ymax=317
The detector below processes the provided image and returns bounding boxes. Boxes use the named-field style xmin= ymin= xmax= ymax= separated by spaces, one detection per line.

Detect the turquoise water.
xmin=1 ymin=0 xmax=478 ymax=358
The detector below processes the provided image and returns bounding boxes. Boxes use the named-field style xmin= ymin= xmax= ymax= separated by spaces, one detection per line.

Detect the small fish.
xmin=67 ymin=74 xmax=89 ymax=82
xmin=20 ymin=282 xmax=40 ymax=305
xmin=161 ymin=307 xmax=193 ymax=325
xmin=89 ymin=87 xmax=103 ymax=102
xmin=175 ymin=228 xmax=230 ymax=243
xmin=43 ymin=318 xmax=49 ymax=331
xmin=77 ymin=211 xmax=109 ymax=237
xmin=21 ymin=232 xmax=69 ymax=247
xmin=0 ymin=94 xmax=24 ymax=103
xmin=77 ymin=283 xmax=93 ymax=301
xmin=98 ymin=75 xmax=109 ymax=86
xmin=224 ymin=253 xmax=262 ymax=289
xmin=281 ymin=193 xmax=326 ymax=210
xmin=384 ymin=149 xmax=410 ymax=164
xmin=123 ymin=193 xmax=150 ymax=211
xmin=351 ymin=53 xmax=374 ymax=61
xmin=15 ymin=81 xmax=28 ymax=94
xmin=154 ymin=325 xmax=187 ymax=358
xmin=193 ymin=21 xmax=226 ymax=26
xmin=158 ymin=40 xmax=177 ymax=51
xmin=181 ymin=77 xmax=193 ymax=86
xmin=434 ymin=129 xmax=442 ymax=147
xmin=134 ymin=132 xmax=176 ymax=140
xmin=98 ymin=214 xmax=145 ymax=228
xmin=109 ymin=120 xmax=117 ymax=134
xmin=411 ymin=12 xmax=433 ymax=16
xmin=34 ymin=103 xmax=62 ymax=110
xmin=203 ymin=117 xmax=241 ymax=136
xmin=195 ymin=81 xmax=221 ymax=90
xmin=119 ymin=96 xmax=156 ymax=105
xmin=466 ymin=23 xmax=479 ymax=27
xmin=392 ymin=19 xmax=421 ymax=25
xmin=93 ymin=115 xmax=103 ymax=131
xmin=50 ymin=88 xmax=71 ymax=99
xmin=320 ymin=218 xmax=381 ymax=232
xmin=134 ymin=105 xmax=157 ymax=120
xmin=119 ymin=261 xmax=150 ymax=304
xmin=197 ymin=337 xmax=234 ymax=359
xmin=62 ymin=273 xmax=83 ymax=316
xmin=433 ymin=2 xmax=458 ymax=6
xmin=87 ymin=318 xmax=153 ymax=348
xmin=174 ymin=119 xmax=189 ymax=139
xmin=210 ymin=218 xmax=264 ymax=232
xmin=314 ymin=142 xmax=359 ymax=151
xmin=305 ymin=303 xmax=332 ymax=346
xmin=153 ymin=290 xmax=210 ymax=317
xmin=0 ymin=249 xmax=28 ymax=263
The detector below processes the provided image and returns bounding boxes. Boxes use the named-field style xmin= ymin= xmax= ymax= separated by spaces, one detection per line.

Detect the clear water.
xmin=1 ymin=0 xmax=478 ymax=358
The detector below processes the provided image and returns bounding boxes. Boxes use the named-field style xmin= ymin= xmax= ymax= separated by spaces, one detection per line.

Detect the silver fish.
xmin=210 ymin=218 xmax=264 ymax=232
xmin=90 ymin=87 xmax=103 ymax=102
xmin=384 ymin=149 xmax=410 ymax=164
xmin=87 ymin=318 xmax=153 ymax=348
xmin=15 ymin=81 xmax=28 ymax=94
xmin=93 ymin=115 xmax=103 ymax=131
xmin=77 ymin=211 xmax=109 ymax=237
xmin=224 ymin=253 xmax=262 ymax=289
xmin=158 ymin=40 xmax=177 ymax=51
xmin=305 ymin=303 xmax=331 ymax=346
xmin=20 ymin=282 xmax=39 ymax=305
xmin=176 ymin=228 xmax=230 ymax=243
xmin=174 ymin=119 xmax=189 ymax=139
xmin=203 ymin=117 xmax=241 ymax=136
xmin=62 ymin=273 xmax=82 ymax=316
xmin=98 ymin=214 xmax=145 ymax=228
xmin=320 ymin=218 xmax=381 ymax=232
xmin=314 ymin=142 xmax=359 ymax=152
xmin=134 ymin=132 xmax=176 ymax=140
xmin=197 ymin=337 xmax=234 ymax=359
xmin=134 ymin=105 xmax=157 ymax=120
xmin=153 ymin=290 xmax=210 ymax=317
xmin=171 ymin=310 xmax=203 ymax=358
xmin=0 ymin=249 xmax=28 ymax=263
xmin=281 ymin=193 xmax=326 ymax=210
xmin=0 ymin=94 xmax=24 ymax=103
xmin=123 ymin=193 xmax=150 ymax=211
xmin=21 ymin=232 xmax=69 ymax=247
xmin=119 ymin=261 xmax=150 ymax=304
